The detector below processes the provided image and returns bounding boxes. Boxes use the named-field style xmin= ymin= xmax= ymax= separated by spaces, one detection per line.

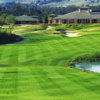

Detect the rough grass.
xmin=0 ymin=24 xmax=100 ymax=100
xmin=13 ymin=24 xmax=47 ymax=34
xmin=53 ymin=24 xmax=100 ymax=36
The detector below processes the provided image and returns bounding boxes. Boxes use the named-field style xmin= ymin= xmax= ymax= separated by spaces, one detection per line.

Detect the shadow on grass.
xmin=0 ymin=65 xmax=11 ymax=67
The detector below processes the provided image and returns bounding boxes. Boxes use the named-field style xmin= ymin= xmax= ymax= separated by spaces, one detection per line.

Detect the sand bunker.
xmin=46 ymin=26 xmax=52 ymax=30
xmin=65 ymin=33 xmax=79 ymax=37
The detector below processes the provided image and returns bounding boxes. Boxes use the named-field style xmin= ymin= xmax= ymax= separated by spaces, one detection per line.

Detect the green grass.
xmin=13 ymin=24 xmax=47 ymax=34
xmin=0 ymin=24 xmax=100 ymax=100
xmin=53 ymin=24 xmax=100 ymax=30
xmin=53 ymin=24 xmax=100 ymax=36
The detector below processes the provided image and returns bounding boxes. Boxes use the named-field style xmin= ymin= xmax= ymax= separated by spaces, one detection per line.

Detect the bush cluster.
xmin=70 ymin=52 xmax=100 ymax=66
xmin=0 ymin=32 xmax=23 ymax=44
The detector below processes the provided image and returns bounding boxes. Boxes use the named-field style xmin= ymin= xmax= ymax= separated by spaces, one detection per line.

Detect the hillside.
xmin=0 ymin=0 xmax=100 ymax=7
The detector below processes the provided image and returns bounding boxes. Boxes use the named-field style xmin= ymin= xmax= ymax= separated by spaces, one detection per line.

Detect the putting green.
xmin=0 ymin=24 xmax=100 ymax=100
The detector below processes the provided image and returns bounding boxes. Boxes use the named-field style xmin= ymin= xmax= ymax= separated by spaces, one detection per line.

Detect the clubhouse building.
xmin=48 ymin=7 xmax=100 ymax=24
xmin=15 ymin=15 xmax=39 ymax=24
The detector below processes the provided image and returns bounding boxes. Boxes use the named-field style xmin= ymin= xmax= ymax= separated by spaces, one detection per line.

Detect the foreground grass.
xmin=0 ymin=24 xmax=100 ymax=100
xmin=0 ymin=66 xmax=100 ymax=100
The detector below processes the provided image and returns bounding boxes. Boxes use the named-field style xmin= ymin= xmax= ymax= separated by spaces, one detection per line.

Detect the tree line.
xmin=1 ymin=3 xmax=100 ymax=15
xmin=0 ymin=3 xmax=80 ymax=23
xmin=0 ymin=3 xmax=79 ymax=16
xmin=0 ymin=3 xmax=100 ymax=24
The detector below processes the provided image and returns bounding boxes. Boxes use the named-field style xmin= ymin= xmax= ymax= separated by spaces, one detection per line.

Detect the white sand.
xmin=65 ymin=33 xmax=80 ymax=37
xmin=46 ymin=26 xmax=52 ymax=30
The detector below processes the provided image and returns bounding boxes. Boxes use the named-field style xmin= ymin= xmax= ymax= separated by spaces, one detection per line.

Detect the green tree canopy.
xmin=0 ymin=14 xmax=6 ymax=26
xmin=6 ymin=15 xmax=15 ymax=25
xmin=5 ymin=15 xmax=15 ymax=33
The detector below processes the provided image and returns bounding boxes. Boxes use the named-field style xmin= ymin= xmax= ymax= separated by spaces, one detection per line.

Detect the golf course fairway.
xmin=0 ymin=24 xmax=100 ymax=100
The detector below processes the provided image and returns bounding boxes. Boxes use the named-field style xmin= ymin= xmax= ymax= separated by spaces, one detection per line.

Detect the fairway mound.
xmin=0 ymin=32 xmax=24 ymax=45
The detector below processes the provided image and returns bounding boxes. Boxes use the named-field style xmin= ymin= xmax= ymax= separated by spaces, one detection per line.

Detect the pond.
xmin=75 ymin=62 xmax=100 ymax=73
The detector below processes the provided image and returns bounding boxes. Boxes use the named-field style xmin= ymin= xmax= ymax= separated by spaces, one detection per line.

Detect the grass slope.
xmin=0 ymin=24 xmax=100 ymax=100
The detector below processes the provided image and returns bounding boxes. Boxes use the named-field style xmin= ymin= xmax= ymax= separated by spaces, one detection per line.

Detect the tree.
xmin=5 ymin=15 xmax=15 ymax=34
xmin=42 ymin=17 xmax=45 ymax=24
xmin=0 ymin=14 xmax=6 ymax=32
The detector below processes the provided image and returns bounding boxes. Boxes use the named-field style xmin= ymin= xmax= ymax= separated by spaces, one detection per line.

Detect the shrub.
xmin=69 ymin=52 xmax=100 ymax=66
xmin=0 ymin=32 xmax=23 ymax=44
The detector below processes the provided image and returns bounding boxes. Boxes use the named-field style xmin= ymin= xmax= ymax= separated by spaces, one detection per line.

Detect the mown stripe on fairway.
xmin=9 ymin=46 xmax=18 ymax=65
xmin=0 ymin=67 xmax=18 ymax=100
xmin=17 ymin=67 xmax=47 ymax=98
xmin=56 ymin=68 xmax=100 ymax=96
xmin=16 ymin=66 xmax=100 ymax=100
xmin=0 ymin=46 xmax=11 ymax=66
xmin=29 ymin=67 xmax=71 ymax=96
xmin=18 ymin=46 xmax=26 ymax=64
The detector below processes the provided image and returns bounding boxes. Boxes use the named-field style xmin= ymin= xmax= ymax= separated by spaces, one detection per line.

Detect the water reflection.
xmin=75 ymin=62 xmax=100 ymax=73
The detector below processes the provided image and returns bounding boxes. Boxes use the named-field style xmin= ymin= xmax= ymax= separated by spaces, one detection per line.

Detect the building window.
xmin=78 ymin=19 xmax=80 ymax=23
xmin=86 ymin=19 xmax=90 ymax=23
xmin=62 ymin=20 xmax=67 ymax=24
xmin=56 ymin=19 xmax=59 ymax=23
xmin=77 ymin=19 xmax=90 ymax=24
xmin=92 ymin=19 xmax=98 ymax=23
xmin=69 ymin=19 xmax=74 ymax=23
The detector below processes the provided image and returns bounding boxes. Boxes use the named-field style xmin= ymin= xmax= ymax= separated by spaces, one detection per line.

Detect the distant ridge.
xmin=0 ymin=0 xmax=100 ymax=7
